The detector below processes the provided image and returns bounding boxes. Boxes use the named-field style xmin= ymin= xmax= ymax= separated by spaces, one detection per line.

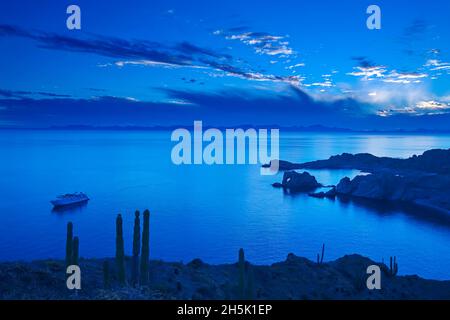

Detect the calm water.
xmin=0 ymin=130 xmax=449 ymax=280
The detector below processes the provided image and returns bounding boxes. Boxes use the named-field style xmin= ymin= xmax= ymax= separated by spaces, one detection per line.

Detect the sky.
xmin=0 ymin=0 xmax=450 ymax=129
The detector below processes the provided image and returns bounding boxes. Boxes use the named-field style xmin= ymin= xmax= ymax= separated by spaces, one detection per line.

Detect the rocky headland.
xmin=270 ymin=149 xmax=450 ymax=214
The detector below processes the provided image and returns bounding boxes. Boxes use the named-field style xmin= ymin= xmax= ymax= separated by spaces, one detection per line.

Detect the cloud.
xmin=0 ymin=89 xmax=71 ymax=98
xmin=347 ymin=57 xmax=429 ymax=84
xmin=351 ymin=56 xmax=375 ymax=68
xmin=114 ymin=60 xmax=191 ymax=69
xmin=0 ymin=24 xmax=196 ymax=66
xmin=402 ymin=19 xmax=432 ymax=40
xmin=285 ymin=63 xmax=305 ymax=70
xmin=2 ymin=87 xmax=450 ymax=131
xmin=382 ymin=71 xmax=428 ymax=84
xmin=415 ymin=100 xmax=450 ymax=112
xmin=197 ymin=57 xmax=304 ymax=86
xmin=215 ymin=28 xmax=294 ymax=57
xmin=175 ymin=41 xmax=232 ymax=60
xmin=376 ymin=99 xmax=450 ymax=116
xmin=0 ymin=84 xmax=371 ymax=129
xmin=85 ymin=87 xmax=107 ymax=92
xmin=309 ymin=81 xmax=333 ymax=88
xmin=0 ymin=89 xmax=22 ymax=98
xmin=0 ymin=24 xmax=303 ymax=88
xmin=347 ymin=76 xmax=450 ymax=117
xmin=0 ymin=24 xmax=234 ymax=71
xmin=390 ymin=72 xmax=428 ymax=80
xmin=399 ymin=20 xmax=435 ymax=56
xmin=347 ymin=66 xmax=387 ymax=79
xmin=425 ymin=59 xmax=450 ymax=71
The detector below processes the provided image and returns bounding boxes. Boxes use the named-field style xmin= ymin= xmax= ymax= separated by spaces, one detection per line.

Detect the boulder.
xmin=280 ymin=171 xmax=322 ymax=191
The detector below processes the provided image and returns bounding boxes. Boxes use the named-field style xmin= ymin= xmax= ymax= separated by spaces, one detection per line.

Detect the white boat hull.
xmin=51 ymin=194 xmax=89 ymax=207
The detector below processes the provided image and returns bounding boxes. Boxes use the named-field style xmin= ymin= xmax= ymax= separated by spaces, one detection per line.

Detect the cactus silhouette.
xmin=317 ymin=243 xmax=325 ymax=265
xmin=72 ymin=236 xmax=79 ymax=266
xmin=131 ymin=210 xmax=141 ymax=285
xmin=65 ymin=222 xmax=73 ymax=267
xmin=238 ymin=248 xmax=245 ymax=299
xmin=389 ymin=256 xmax=398 ymax=276
xmin=245 ymin=265 xmax=254 ymax=300
xmin=140 ymin=209 xmax=150 ymax=284
xmin=115 ymin=214 xmax=126 ymax=285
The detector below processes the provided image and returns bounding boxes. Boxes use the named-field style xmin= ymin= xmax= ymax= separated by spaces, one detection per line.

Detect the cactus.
xmin=131 ymin=210 xmax=141 ymax=285
xmin=238 ymin=248 xmax=245 ymax=299
xmin=72 ymin=236 xmax=79 ymax=266
xmin=317 ymin=243 xmax=325 ymax=265
xmin=245 ymin=265 xmax=254 ymax=300
xmin=389 ymin=256 xmax=398 ymax=276
xmin=389 ymin=256 xmax=392 ymax=273
xmin=65 ymin=222 xmax=73 ymax=267
xmin=394 ymin=256 xmax=398 ymax=275
xmin=103 ymin=260 xmax=110 ymax=289
xmin=140 ymin=209 xmax=150 ymax=284
xmin=115 ymin=214 xmax=126 ymax=285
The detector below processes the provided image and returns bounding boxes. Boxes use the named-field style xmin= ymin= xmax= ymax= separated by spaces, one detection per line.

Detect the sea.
xmin=0 ymin=130 xmax=449 ymax=279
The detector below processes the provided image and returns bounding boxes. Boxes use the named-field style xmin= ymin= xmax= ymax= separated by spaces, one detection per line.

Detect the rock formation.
xmin=271 ymin=149 xmax=450 ymax=214
xmin=273 ymin=171 xmax=322 ymax=191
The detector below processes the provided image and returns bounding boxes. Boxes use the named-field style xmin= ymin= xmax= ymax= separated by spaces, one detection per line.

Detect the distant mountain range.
xmin=2 ymin=124 xmax=450 ymax=134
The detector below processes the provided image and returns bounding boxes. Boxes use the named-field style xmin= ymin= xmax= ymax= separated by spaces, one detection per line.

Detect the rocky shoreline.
xmin=270 ymin=149 xmax=450 ymax=215
xmin=1 ymin=253 xmax=449 ymax=300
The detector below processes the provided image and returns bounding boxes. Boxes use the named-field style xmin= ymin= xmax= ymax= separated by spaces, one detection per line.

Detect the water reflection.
xmin=51 ymin=201 xmax=89 ymax=214
xmin=336 ymin=196 xmax=450 ymax=229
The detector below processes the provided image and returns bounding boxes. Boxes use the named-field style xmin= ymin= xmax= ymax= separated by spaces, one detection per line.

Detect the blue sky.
xmin=1 ymin=0 xmax=450 ymax=129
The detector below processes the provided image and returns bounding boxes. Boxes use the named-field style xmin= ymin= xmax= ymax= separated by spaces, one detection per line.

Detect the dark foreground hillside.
xmin=1 ymin=254 xmax=449 ymax=300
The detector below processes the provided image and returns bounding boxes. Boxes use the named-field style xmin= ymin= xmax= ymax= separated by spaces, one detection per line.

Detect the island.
xmin=270 ymin=149 xmax=450 ymax=214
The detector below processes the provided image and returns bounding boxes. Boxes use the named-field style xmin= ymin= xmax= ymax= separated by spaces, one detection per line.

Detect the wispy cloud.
xmin=285 ymin=63 xmax=305 ymax=70
xmin=2 ymin=86 xmax=450 ymax=130
xmin=0 ymin=88 xmax=71 ymax=98
xmin=347 ymin=66 xmax=387 ymax=79
xmin=425 ymin=59 xmax=450 ymax=71
xmin=382 ymin=71 xmax=428 ymax=84
xmin=114 ymin=60 xmax=200 ymax=69
xmin=347 ymin=56 xmax=429 ymax=84
xmin=214 ymin=28 xmax=294 ymax=57
xmin=415 ymin=100 xmax=450 ymax=112
xmin=0 ymin=24 xmax=303 ymax=88
xmin=398 ymin=19 xmax=438 ymax=57
xmin=0 ymin=24 xmax=195 ymax=66
xmin=401 ymin=19 xmax=432 ymax=41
